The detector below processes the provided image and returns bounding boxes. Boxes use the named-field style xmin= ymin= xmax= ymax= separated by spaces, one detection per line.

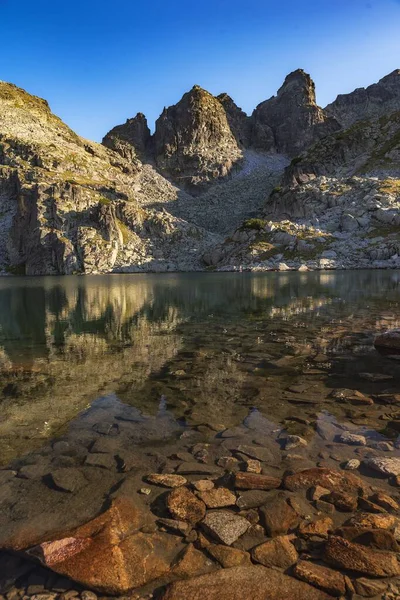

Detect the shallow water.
xmin=0 ymin=270 xmax=400 ymax=465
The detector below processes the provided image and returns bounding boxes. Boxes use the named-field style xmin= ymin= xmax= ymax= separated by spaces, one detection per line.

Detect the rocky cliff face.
xmin=102 ymin=112 xmax=151 ymax=160
xmin=153 ymin=85 xmax=243 ymax=189
xmin=251 ymin=70 xmax=340 ymax=155
xmin=325 ymin=69 xmax=400 ymax=128
xmin=1 ymin=68 xmax=400 ymax=276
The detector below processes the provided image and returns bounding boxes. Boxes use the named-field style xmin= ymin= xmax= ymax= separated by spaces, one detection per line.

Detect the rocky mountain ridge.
xmin=0 ymin=68 xmax=400 ymax=275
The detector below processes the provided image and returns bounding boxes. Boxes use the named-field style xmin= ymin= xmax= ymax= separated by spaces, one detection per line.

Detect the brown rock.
xmin=293 ymin=560 xmax=346 ymax=597
xmin=358 ymin=497 xmax=387 ymax=513
xmin=26 ymin=498 xmax=182 ymax=594
xmin=344 ymin=512 xmax=397 ymax=530
xmin=236 ymin=490 xmax=271 ymax=509
xmin=234 ymin=472 xmax=281 ymax=491
xmin=245 ymin=459 xmax=262 ymax=474
xmin=161 ymin=565 xmax=335 ymax=600
xmin=146 ymin=473 xmax=187 ymax=488
xmin=166 ymin=486 xmax=206 ymax=525
xmin=170 ymin=543 xmax=216 ymax=579
xmin=259 ymin=495 xmax=299 ymax=537
xmin=324 ymin=535 xmax=400 ymax=577
xmin=207 ymin=544 xmax=251 ymax=568
xmin=354 ymin=577 xmax=388 ymax=597
xmin=198 ymin=488 xmax=236 ymax=508
xmin=299 ymin=517 xmax=334 ymax=539
xmin=323 ymin=491 xmax=358 ymax=512
xmin=251 ymin=535 xmax=298 ymax=569
xmin=284 ymin=467 xmax=368 ymax=495
xmin=370 ymin=491 xmax=399 ymax=512
xmin=335 ymin=527 xmax=399 ymax=551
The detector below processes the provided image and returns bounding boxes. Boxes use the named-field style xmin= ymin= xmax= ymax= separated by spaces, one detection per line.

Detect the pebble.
xmin=343 ymin=459 xmax=361 ymax=470
xmin=139 ymin=487 xmax=151 ymax=495
xmin=339 ymin=432 xmax=367 ymax=446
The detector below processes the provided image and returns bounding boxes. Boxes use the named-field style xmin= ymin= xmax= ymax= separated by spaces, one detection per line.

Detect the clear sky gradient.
xmin=1 ymin=0 xmax=400 ymax=141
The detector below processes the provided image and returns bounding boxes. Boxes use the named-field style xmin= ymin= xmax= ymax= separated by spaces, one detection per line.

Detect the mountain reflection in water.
xmin=0 ymin=270 xmax=399 ymax=464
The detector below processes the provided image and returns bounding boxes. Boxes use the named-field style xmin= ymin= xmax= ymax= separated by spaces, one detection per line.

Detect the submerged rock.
xmin=324 ymin=535 xmax=400 ymax=577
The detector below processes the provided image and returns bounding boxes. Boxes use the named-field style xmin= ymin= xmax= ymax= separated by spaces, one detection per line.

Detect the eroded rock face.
xmin=251 ymin=70 xmax=340 ymax=156
xmin=217 ymin=94 xmax=252 ymax=147
xmin=325 ymin=69 xmax=400 ymax=128
xmin=153 ymin=85 xmax=243 ymax=188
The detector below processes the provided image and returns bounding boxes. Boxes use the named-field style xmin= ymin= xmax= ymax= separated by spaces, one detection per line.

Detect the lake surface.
xmin=0 ymin=270 xmax=400 ymax=466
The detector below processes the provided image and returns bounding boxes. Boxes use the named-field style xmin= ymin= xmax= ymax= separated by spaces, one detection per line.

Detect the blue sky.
xmin=0 ymin=0 xmax=400 ymax=141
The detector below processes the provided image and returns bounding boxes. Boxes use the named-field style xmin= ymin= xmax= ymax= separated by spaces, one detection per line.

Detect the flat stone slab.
xmin=202 ymin=511 xmax=250 ymax=545
xmin=175 ymin=462 xmax=222 ymax=475
xmin=364 ymin=457 xmax=400 ymax=477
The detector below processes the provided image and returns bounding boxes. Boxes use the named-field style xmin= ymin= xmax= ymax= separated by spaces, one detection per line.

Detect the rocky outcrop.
xmin=102 ymin=112 xmax=151 ymax=160
xmin=251 ymin=70 xmax=340 ymax=155
xmin=217 ymin=93 xmax=252 ymax=147
xmin=153 ymin=85 xmax=243 ymax=188
xmin=325 ymin=69 xmax=400 ymax=128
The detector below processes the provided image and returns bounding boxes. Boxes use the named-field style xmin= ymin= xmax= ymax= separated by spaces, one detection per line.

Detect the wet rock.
xmin=49 ymin=469 xmax=87 ymax=493
xmin=234 ymin=472 xmax=281 ymax=491
xmin=345 ymin=512 xmax=397 ymax=530
xmin=364 ymin=457 xmax=400 ymax=477
xmin=232 ymin=524 xmax=267 ymax=551
xmin=84 ymin=454 xmax=115 ymax=470
xmin=236 ymin=445 xmax=276 ymax=463
xmin=293 ymin=560 xmax=346 ymax=597
xmin=285 ymin=435 xmax=308 ymax=450
xmin=251 ymin=535 xmax=298 ymax=569
xmin=283 ymin=467 xmax=368 ymax=495
xmin=146 ymin=474 xmax=187 ymax=488
xmin=202 ymin=511 xmax=250 ymax=546
xmin=338 ymin=432 xmax=366 ymax=446
xmin=217 ymin=457 xmax=240 ymax=471
xmin=314 ymin=499 xmax=335 ymax=514
xmin=167 ymin=487 xmax=206 ymax=524
xmin=193 ymin=480 xmax=214 ymax=492
xmin=176 ymin=462 xmax=222 ymax=476
xmin=139 ymin=487 xmax=151 ymax=495
xmin=236 ymin=490 xmax=271 ymax=509
xmin=324 ymin=535 xmax=400 ymax=577
xmin=259 ymin=494 xmax=299 ymax=537
xmin=161 ymin=565 xmax=335 ymax=600
xmin=156 ymin=518 xmax=190 ymax=535
xmin=206 ymin=544 xmax=251 ymax=568
xmin=358 ymin=497 xmax=387 ymax=513
xmin=26 ymin=497 xmax=182 ymax=594
xmin=80 ymin=593 xmax=97 ymax=600
xmin=298 ymin=517 xmax=333 ymax=539
xmin=198 ymin=488 xmax=236 ymax=508
xmin=359 ymin=373 xmax=393 ymax=382
xmin=354 ymin=577 xmax=388 ymax=597
xmin=374 ymin=329 xmax=400 ymax=351
xmin=170 ymin=543 xmax=215 ymax=579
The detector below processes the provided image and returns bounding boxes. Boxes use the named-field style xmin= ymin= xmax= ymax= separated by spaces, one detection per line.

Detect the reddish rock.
xmin=284 ymin=467 xmax=368 ymax=495
xmin=167 ymin=486 xmax=206 ymax=524
xmin=354 ymin=577 xmax=388 ymax=597
xmin=161 ymin=565 xmax=335 ymax=600
xmin=293 ymin=560 xmax=346 ymax=597
xmin=26 ymin=498 xmax=183 ymax=594
xmin=234 ymin=472 xmax=281 ymax=491
xmin=259 ymin=495 xmax=299 ymax=537
xmin=251 ymin=535 xmax=298 ymax=569
xmin=324 ymin=535 xmax=400 ymax=577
